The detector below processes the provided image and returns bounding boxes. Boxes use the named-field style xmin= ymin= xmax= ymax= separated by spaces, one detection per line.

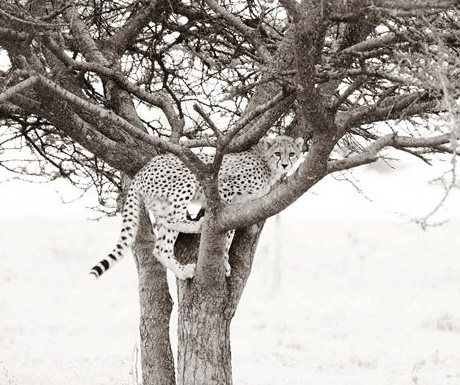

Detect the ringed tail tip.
xmin=89 ymin=265 xmax=103 ymax=279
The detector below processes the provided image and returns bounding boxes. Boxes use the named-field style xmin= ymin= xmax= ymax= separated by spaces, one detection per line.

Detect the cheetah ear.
xmin=294 ymin=137 xmax=304 ymax=150
xmin=257 ymin=138 xmax=274 ymax=152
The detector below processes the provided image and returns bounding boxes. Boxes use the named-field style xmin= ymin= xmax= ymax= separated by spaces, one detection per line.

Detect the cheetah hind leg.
xmin=162 ymin=216 xmax=204 ymax=234
xmin=154 ymin=225 xmax=196 ymax=279
xmin=147 ymin=196 xmax=203 ymax=234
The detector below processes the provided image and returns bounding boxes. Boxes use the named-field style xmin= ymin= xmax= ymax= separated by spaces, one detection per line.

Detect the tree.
xmin=1 ymin=0 xmax=460 ymax=383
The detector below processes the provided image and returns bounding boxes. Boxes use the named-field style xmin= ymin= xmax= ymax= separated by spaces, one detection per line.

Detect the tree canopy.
xmin=1 ymin=0 xmax=460 ymax=221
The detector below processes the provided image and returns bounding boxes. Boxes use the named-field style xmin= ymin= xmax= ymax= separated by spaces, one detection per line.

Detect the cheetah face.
xmin=261 ymin=136 xmax=304 ymax=179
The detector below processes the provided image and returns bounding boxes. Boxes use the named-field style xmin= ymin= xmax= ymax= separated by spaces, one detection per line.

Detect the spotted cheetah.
xmin=89 ymin=136 xmax=304 ymax=280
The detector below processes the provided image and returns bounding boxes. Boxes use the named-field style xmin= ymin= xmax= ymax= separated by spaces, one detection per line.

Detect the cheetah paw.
xmin=176 ymin=263 xmax=196 ymax=280
xmin=224 ymin=260 xmax=231 ymax=277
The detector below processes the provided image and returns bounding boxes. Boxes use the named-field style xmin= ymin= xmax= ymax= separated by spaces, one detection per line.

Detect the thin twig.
xmin=330 ymin=76 xmax=367 ymax=111
xmin=203 ymin=0 xmax=272 ymax=63
xmin=222 ymin=89 xmax=293 ymax=148
xmin=193 ymin=104 xmax=223 ymax=140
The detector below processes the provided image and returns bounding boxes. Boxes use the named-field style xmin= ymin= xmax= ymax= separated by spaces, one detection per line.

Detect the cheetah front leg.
xmin=154 ymin=225 xmax=196 ymax=279
xmin=224 ymin=230 xmax=235 ymax=277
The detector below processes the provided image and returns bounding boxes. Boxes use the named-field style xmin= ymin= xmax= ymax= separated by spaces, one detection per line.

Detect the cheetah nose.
xmin=281 ymin=163 xmax=288 ymax=169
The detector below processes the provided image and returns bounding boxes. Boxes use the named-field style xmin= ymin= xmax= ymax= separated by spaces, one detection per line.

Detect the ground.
xmin=1 ymin=211 xmax=460 ymax=385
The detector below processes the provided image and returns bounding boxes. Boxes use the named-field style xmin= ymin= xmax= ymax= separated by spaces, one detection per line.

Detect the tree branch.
xmin=193 ymin=104 xmax=222 ymax=141
xmin=0 ymin=26 xmax=28 ymax=42
xmin=217 ymin=126 xmax=457 ymax=232
xmin=226 ymin=93 xmax=297 ymax=152
xmin=32 ymin=74 xmax=207 ymax=177
xmin=327 ymin=131 xmax=457 ymax=173
xmin=327 ymin=0 xmax=459 ymax=21
xmin=43 ymin=36 xmax=184 ymax=134
xmin=8 ymin=92 xmax=144 ymax=176
xmin=224 ymin=89 xmax=294 ymax=149
xmin=203 ymin=0 xmax=272 ymax=63
xmin=294 ymin=0 xmax=335 ymax=135
xmin=0 ymin=7 xmax=65 ymax=31
xmin=337 ymin=92 xmax=439 ymax=133
xmin=108 ymin=0 xmax=166 ymax=58
xmin=62 ymin=6 xmax=108 ymax=65
xmin=0 ymin=75 xmax=39 ymax=104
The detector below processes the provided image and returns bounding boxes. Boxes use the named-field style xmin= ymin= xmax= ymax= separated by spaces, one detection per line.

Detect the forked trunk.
xmin=174 ymin=224 xmax=264 ymax=385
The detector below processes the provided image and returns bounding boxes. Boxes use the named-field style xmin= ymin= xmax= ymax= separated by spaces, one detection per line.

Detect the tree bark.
xmin=177 ymin=280 xmax=232 ymax=385
xmin=174 ymin=223 xmax=263 ymax=385
xmin=133 ymin=207 xmax=176 ymax=385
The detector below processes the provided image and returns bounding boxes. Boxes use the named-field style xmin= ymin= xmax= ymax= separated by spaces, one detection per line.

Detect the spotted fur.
xmin=89 ymin=136 xmax=304 ymax=280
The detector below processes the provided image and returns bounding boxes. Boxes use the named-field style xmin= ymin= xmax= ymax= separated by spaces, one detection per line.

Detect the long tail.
xmin=89 ymin=186 xmax=141 ymax=278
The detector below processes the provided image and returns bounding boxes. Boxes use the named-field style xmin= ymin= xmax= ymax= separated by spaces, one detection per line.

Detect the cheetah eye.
xmin=289 ymin=152 xmax=295 ymax=157
xmin=274 ymin=152 xmax=281 ymax=157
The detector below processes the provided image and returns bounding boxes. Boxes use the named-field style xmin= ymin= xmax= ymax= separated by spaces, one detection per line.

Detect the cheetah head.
xmin=259 ymin=136 xmax=304 ymax=180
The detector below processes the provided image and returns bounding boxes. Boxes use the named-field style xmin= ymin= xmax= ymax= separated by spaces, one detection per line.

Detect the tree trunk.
xmin=177 ymin=279 xmax=232 ymax=385
xmin=133 ymin=207 xmax=176 ymax=385
xmin=174 ymin=223 xmax=264 ymax=384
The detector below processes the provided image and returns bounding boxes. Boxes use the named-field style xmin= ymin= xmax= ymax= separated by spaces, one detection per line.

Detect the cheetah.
xmin=89 ymin=136 xmax=304 ymax=280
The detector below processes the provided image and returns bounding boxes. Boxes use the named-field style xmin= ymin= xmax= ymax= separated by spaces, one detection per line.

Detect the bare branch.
xmin=203 ymin=0 xmax=272 ymax=63
xmin=327 ymin=132 xmax=457 ymax=174
xmin=0 ymin=7 xmax=65 ymax=31
xmin=223 ymin=89 xmax=293 ymax=148
xmin=0 ymin=75 xmax=39 ymax=104
xmin=337 ymin=92 xmax=439 ymax=133
xmin=227 ymin=93 xmax=297 ymax=152
xmin=43 ymin=36 xmax=184 ymax=133
xmin=328 ymin=0 xmax=460 ymax=21
xmin=62 ymin=6 xmax=108 ymax=65
xmin=193 ymin=104 xmax=222 ymax=140
xmin=0 ymin=26 xmax=28 ymax=42
xmin=108 ymin=0 xmax=165 ymax=58
xmin=33 ymin=75 xmax=207 ymax=176
xmin=217 ymin=127 xmax=457 ymax=232
xmin=330 ymin=76 xmax=367 ymax=111
xmin=340 ymin=34 xmax=403 ymax=55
